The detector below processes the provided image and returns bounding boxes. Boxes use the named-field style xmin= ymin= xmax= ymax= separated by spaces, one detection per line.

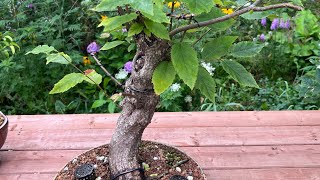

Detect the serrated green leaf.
xmin=128 ymin=23 xmax=144 ymax=37
xmin=196 ymin=67 xmax=216 ymax=102
xmin=101 ymin=41 xmax=125 ymax=51
xmin=171 ymin=43 xmax=198 ymax=89
xmin=295 ymin=10 xmax=319 ymax=37
xmin=46 ymin=52 xmax=72 ymax=64
xmin=230 ymin=41 xmax=264 ymax=58
xmin=202 ymin=36 xmax=238 ymax=61
xmin=99 ymin=13 xmax=138 ymax=32
xmin=49 ymin=73 xmax=84 ymax=94
xmin=144 ymin=19 xmax=170 ymax=40
xmin=141 ymin=4 xmax=169 ymax=23
xmin=26 ymin=45 xmax=56 ymax=55
xmin=91 ymin=100 xmax=108 ymax=109
xmin=196 ymin=7 xmax=235 ymax=32
xmin=221 ymin=60 xmax=259 ymax=88
xmin=152 ymin=61 xmax=176 ymax=95
xmin=84 ymin=70 xmax=103 ymax=84
xmin=130 ymin=0 xmax=153 ymax=15
xmin=94 ymin=0 xmax=128 ymax=11
xmin=184 ymin=0 xmax=214 ymax=14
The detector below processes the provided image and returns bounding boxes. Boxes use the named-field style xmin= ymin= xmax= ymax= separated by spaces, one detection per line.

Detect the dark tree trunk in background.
xmin=109 ymin=34 xmax=170 ymax=180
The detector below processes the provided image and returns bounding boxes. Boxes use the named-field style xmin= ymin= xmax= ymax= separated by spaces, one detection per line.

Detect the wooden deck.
xmin=0 ymin=111 xmax=320 ymax=180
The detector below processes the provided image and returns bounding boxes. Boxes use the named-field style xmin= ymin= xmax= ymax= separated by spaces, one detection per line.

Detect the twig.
xmin=91 ymin=54 xmax=124 ymax=88
xmin=192 ymin=28 xmax=212 ymax=47
xmin=60 ymin=53 xmax=109 ymax=98
xmin=180 ymin=15 xmax=193 ymax=42
xmin=169 ymin=1 xmax=175 ymax=31
xmin=169 ymin=3 xmax=303 ymax=37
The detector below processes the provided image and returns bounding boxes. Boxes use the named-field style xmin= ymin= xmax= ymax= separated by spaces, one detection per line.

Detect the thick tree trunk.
xmin=109 ymin=34 xmax=170 ymax=180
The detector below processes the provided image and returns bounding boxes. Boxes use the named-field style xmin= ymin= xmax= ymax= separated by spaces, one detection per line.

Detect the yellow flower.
xmin=168 ymin=1 xmax=181 ymax=8
xmin=221 ymin=8 xmax=233 ymax=15
xmin=100 ymin=15 xmax=108 ymax=21
xmin=83 ymin=56 xmax=91 ymax=66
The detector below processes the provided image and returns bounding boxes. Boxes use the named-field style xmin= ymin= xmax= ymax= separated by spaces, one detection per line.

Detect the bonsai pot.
xmin=55 ymin=141 xmax=206 ymax=180
xmin=0 ymin=111 xmax=9 ymax=149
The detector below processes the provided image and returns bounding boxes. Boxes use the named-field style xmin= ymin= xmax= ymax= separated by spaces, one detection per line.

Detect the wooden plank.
xmin=3 ymin=126 xmax=320 ymax=150
xmin=7 ymin=111 xmax=320 ymax=131
xmin=205 ymin=168 xmax=320 ymax=180
xmin=0 ymin=174 xmax=55 ymax=180
xmin=1 ymin=145 xmax=320 ymax=174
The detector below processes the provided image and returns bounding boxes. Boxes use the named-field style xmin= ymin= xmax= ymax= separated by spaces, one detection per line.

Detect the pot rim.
xmin=0 ymin=111 xmax=8 ymax=129
xmin=55 ymin=140 xmax=207 ymax=180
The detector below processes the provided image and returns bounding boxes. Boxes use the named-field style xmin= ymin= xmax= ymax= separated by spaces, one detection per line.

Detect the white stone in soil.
xmin=96 ymin=156 xmax=105 ymax=161
xmin=63 ymin=167 xmax=68 ymax=171
xmin=175 ymin=167 xmax=182 ymax=172
xmin=72 ymin=158 xmax=78 ymax=164
xmin=187 ymin=176 xmax=194 ymax=180
xmin=95 ymin=177 xmax=102 ymax=180
xmin=153 ymin=157 xmax=159 ymax=160
xmin=93 ymin=164 xmax=98 ymax=169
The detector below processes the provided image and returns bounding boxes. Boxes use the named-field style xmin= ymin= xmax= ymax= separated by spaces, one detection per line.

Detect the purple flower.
xmin=27 ymin=4 xmax=34 ymax=9
xmin=87 ymin=42 xmax=100 ymax=54
xmin=122 ymin=27 xmax=127 ymax=33
xmin=284 ymin=20 xmax=291 ymax=29
xmin=261 ymin=18 xmax=267 ymax=26
xmin=279 ymin=19 xmax=285 ymax=29
xmin=124 ymin=61 xmax=133 ymax=73
xmin=259 ymin=34 xmax=265 ymax=41
xmin=270 ymin=18 xmax=279 ymax=30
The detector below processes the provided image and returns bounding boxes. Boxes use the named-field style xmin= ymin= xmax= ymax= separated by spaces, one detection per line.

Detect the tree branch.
xmin=169 ymin=2 xmax=303 ymax=37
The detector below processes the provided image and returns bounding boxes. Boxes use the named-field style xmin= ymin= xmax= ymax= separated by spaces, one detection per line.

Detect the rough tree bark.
xmin=109 ymin=34 xmax=170 ymax=180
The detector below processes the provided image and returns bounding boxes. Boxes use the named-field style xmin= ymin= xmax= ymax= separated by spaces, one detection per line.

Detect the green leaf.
xmin=230 ymin=41 xmax=265 ymax=58
xmin=144 ymin=19 xmax=170 ymax=40
xmin=49 ymin=73 xmax=84 ymax=94
xmin=46 ymin=52 xmax=72 ymax=64
xmin=26 ymin=45 xmax=56 ymax=55
xmin=241 ymin=11 xmax=270 ymax=20
xmin=141 ymin=4 xmax=169 ymax=23
xmin=171 ymin=43 xmax=198 ymax=89
xmin=195 ymin=67 xmax=216 ymax=102
xmin=91 ymin=100 xmax=108 ymax=109
xmin=128 ymin=23 xmax=144 ymax=37
xmin=94 ymin=0 xmax=129 ymax=11
xmin=130 ymin=0 xmax=154 ymax=15
xmin=152 ymin=61 xmax=176 ymax=95
xmin=84 ymin=70 xmax=103 ymax=85
xmin=295 ymin=10 xmax=319 ymax=37
xmin=55 ymin=100 xmax=66 ymax=113
xmin=99 ymin=13 xmax=138 ymax=32
xmin=221 ymin=60 xmax=259 ymax=88
xmin=108 ymin=101 xmax=116 ymax=113
xmin=100 ymin=41 xmax=125 ymax=51
xmin=196 ymin=7 xmax=235 ymax=32
xmin=202 ymin=36 xmax=238 ymax=61
xmin=183 ymin=0 xmax=214 ymax=14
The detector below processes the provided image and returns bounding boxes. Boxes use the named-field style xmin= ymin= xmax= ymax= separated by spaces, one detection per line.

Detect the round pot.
xmin=0 ymin=111 xmax=9 ymax=149
xmin=55 ymin=141 xmax=206 ymax=180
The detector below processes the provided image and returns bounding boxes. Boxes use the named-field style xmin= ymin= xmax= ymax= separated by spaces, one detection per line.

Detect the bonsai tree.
xmin=27 ymin=0 xmax=304 ymax=179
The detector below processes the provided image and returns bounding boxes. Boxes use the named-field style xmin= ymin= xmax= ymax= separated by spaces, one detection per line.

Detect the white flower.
xmin=170 ymin=83 xmax=181 ymax=92
xmin=115 ymin=69 xmax=128 ymax=79
xmin=201 ymin=61 xmax=216 ymax=76
xmin=184 ymin=95 xmax=192 ymax=103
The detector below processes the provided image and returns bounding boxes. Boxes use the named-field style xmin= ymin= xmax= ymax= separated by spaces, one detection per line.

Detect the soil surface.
xmin=55 ymin=141 xmax=206 ymax=180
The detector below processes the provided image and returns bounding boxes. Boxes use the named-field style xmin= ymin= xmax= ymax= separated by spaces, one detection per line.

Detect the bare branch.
xmin=169 ymin=3 xmax=303 ymax=37
xmin=91 ymin=54 xmax=124 ymax=88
